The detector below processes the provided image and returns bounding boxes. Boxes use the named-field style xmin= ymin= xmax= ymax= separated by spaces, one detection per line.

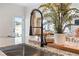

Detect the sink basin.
xmin=0 ymin=44 xmax=62 ymax=56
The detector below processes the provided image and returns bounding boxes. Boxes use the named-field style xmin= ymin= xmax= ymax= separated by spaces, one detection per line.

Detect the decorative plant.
xmin=39 ymin=3 xmax=79 ymax=33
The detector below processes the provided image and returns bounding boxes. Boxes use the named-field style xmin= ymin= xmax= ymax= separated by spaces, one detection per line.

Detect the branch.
xmin=63 ymin=24 xmax=75 ymax=32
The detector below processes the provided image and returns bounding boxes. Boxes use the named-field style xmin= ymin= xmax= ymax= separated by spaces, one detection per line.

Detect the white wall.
xmin=0 ymin=4 xmax=25 ymax=36
xmin=0 ymin=4 xmax=25 ymax=47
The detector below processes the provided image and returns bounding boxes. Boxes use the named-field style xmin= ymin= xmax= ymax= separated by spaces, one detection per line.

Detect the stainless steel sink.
xmin=0 ymin=44 xmax=63 ymax=56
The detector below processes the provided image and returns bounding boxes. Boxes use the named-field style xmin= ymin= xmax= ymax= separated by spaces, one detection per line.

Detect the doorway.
xmin=12 ymin=16 xmax=25 ymax=44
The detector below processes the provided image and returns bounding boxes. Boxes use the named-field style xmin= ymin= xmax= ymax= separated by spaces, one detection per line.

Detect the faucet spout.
xmin=29 ymin=9 xmax=44 ymax=47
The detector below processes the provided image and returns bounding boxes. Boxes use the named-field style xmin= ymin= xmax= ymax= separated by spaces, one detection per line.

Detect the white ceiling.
xmin=8 ymin=3 xmax=79 ymax=9
xmin=10 ymin=3 xmax=42 ymax=8
xmin=0 ymin=3 xmax=42 ymax=8
xmin=15 ymin=3 xmax=41 ymax=6
xmin=0 ymin=3 xmax=79 ymax=9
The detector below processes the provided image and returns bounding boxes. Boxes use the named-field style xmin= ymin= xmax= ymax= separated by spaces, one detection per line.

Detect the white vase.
xmin=54 ymin=33 xmax=66 ymax=45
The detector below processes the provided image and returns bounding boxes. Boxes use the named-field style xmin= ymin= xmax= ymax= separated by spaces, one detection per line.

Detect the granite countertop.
xmin=0 ymin=50 xmax=6 ymax=56
xmin=26 ymin=41 xmax=79 ymax=56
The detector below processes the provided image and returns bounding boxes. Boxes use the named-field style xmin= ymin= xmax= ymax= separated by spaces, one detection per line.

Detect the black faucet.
xmin=29 ymin=9 xmax=45 ymax=47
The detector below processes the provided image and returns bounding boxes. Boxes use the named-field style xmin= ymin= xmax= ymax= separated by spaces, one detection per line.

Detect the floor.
xmin=0 ymin=44 xmax=62 ymax=56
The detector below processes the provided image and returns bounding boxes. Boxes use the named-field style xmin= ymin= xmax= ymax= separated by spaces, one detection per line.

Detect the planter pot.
xmin=54 ymin=34 xmax=66 ymax=45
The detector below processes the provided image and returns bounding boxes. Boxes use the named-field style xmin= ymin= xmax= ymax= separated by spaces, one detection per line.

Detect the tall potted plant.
xmin=39 ymin=3 xmax=79 ymax=45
